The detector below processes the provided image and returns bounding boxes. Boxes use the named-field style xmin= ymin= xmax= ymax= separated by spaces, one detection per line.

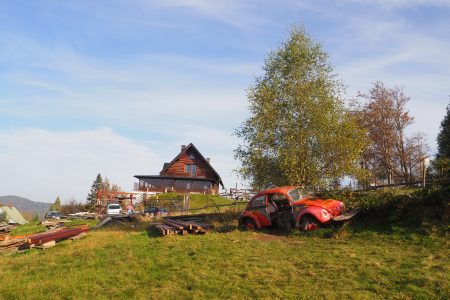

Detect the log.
xmin=27 ymin=226 xmax=89 ymax=245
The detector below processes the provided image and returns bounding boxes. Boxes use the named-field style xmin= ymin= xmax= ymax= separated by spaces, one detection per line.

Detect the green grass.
xmin=1 ymin=187 xmax=448 ymax=299
xmin=0 ymin=225 xmax=448 ymax=299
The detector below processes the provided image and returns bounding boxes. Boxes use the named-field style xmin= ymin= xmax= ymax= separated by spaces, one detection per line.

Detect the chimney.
xmin=181 ymin=145 xmax=186 ymax=151
xmin=206 ymin=158 xmax=210 ymax=163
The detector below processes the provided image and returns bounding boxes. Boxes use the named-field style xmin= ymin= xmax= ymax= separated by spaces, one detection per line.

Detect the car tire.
xmin=301 ymin=216 xmax=320 ymax=231
xmin=242 ymin=218 xmax=257 ymax=231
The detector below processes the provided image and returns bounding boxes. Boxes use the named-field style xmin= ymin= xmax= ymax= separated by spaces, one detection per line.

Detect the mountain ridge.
xmin=0 ymin=195 xmax=51 ymax=218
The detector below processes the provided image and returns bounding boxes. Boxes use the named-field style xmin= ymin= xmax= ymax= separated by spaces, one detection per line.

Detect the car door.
xmin=250 ymin=194 xmax=271 ymax=227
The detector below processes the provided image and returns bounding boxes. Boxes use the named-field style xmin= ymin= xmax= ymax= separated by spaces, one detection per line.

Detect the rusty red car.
xmin=238 ymin=186 xmax=359 ymax=231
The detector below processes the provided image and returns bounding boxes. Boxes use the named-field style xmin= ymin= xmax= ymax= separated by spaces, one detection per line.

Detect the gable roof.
xmin=160 ymin=143 xmax=224 ymax=188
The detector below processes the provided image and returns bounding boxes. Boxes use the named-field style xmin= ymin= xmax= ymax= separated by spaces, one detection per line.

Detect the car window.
xmin=109 ymin=204 xmax=120 ymax=209
xmin=271 ymin=193 xmax=287 ymax=201
xmin=251 ymin=195 xmax=266 ymax=208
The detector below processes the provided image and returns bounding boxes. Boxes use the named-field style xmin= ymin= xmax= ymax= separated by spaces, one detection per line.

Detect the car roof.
xmin=254 ymin=186 xmax=299 ymax=198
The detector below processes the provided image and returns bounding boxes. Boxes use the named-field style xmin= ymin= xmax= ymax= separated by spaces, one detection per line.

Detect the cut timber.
xmin=69 ymin=232 xmax=86 ymax=240
xmin=27 ymin=226 xmax=89 ymax=246
xmin=34 ymin=240 xmax=56 ymax=249
xmin=94 ymin=217 xmax=112 ymax=229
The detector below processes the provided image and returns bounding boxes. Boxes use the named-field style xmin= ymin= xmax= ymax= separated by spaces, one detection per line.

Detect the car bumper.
xmin=332 ymin=208 xmax=360 ymax=222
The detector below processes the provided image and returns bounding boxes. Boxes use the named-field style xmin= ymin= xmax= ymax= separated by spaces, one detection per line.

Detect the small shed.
xmin=0 ymin=206 xmax=29 ymax=225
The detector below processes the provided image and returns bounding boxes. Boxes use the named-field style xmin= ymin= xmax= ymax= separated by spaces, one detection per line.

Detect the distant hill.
xmin=0 ymin=195 xmax=51 ymax=219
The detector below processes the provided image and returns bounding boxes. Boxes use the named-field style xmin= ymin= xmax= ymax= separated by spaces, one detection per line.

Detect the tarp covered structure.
xmin=0 ymin=206 xmax=29 ymax=225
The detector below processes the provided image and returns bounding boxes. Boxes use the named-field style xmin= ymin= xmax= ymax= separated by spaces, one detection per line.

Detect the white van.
xmin=106 ymin=203 xmax=122 ymax=215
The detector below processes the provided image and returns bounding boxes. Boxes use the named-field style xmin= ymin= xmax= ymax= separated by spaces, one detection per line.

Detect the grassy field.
xmin=1 ymin=187 xmax=448 ymax=299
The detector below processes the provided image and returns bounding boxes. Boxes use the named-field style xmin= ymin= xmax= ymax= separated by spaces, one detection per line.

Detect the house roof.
xmin=160 ymin=143 xmax=224 ymax=187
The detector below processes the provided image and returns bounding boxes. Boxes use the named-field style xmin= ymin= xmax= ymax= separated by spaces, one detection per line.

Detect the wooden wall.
xmin=161 ymin=148 xmax=218 ymax=181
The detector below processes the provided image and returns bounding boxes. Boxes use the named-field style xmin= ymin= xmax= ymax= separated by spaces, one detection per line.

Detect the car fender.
xmin=239 ymin=211 xmax=263 ymax=229
xmin=295 ymin=206 xmax=332 ymax=227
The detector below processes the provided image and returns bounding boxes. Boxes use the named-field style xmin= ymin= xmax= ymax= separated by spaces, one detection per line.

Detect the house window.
xmin=185 ymin=164 xmax=197 ymax=176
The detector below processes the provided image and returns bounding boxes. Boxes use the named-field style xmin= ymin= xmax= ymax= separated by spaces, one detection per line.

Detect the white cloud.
xmin=0 ymin=127 xmax=244 ymax=202
xmin=0 ymin=128 xmax=161 ymax=203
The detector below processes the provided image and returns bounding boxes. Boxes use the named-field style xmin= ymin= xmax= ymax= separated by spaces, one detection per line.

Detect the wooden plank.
xmin=69 ymin=232 xmax=86 ymax=240
xmin=34 ymin=240 xmax=56 ymax=249
xmin=93 ymin=217 xmax=112 ymax=229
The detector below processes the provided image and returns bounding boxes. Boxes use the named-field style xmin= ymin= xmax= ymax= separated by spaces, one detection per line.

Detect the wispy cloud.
xmin=149 ymin=0 xmax=265 ymax=27
xmin=340 ymin=0 xmax=450 ymax=8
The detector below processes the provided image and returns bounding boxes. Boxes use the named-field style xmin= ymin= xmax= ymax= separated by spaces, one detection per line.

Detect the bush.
xmin=60 ymin=200 xmax=88 ymax=215
xmin=320 ymin=184 xmax=448 ymax=235
xmin=0 ymin=211 xmax=7 ymax=223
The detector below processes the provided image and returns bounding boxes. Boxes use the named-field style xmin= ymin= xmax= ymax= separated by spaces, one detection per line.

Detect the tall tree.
xmin=86 ymin=174 xmax=103 ymax=209
xmin=437 ymin=104 xmax=450 ymax=159
xmin=50 ymin=196 xmax=62 ymax=212
xmin=234 ymin=26 xmax=366 ymax=189
xmin=357 ymin=82 xmax=428 ymax=183
xmin=433 ymin=104 xmax=450 ymax=177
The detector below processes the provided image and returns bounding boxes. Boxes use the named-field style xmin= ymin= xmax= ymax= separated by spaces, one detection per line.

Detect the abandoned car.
xmin=238 ymin=186 xmax=359 ymax=231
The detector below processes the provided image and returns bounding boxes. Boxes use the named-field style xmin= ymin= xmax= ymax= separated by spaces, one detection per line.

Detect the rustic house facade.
xmin=134 ymin=144 xmax=224 ymax=194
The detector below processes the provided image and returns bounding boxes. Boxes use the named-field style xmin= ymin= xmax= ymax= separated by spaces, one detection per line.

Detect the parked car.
xmin=238 ymin=186 xmax=359 ymax=231
xmin=106 ymin=203 xmax=122 ymax=215
xmin=143 ymin=207 xmax=168 ymax=216
xmin=46 ymin=211 xmax=64 ymax=219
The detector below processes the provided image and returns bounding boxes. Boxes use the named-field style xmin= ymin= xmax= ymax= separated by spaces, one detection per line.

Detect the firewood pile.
xmin=154 ymin=217 xmax=211 ymax=236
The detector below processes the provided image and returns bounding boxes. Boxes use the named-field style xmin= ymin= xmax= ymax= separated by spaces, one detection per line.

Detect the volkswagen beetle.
xmin=238 ymin=186 xmax=359 ymax=231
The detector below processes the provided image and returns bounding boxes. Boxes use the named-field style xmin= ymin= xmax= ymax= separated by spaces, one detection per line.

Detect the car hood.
xmin=292 ymin=198 xmax=344 ymax=217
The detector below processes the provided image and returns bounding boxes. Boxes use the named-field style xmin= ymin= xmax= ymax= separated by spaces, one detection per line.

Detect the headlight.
xmin=321 ymin=209 xmax=329 ymax=218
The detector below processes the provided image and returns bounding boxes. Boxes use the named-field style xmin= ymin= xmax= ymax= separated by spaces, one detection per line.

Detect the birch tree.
xmin=234 ymin=26 xmax=366 ymax=189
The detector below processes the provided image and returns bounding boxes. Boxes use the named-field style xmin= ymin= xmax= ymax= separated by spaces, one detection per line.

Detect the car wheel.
xmin=301 ymin=216 xmax=320 ymax=231
xmin=242 ymin=218 xmax=257 ymax=231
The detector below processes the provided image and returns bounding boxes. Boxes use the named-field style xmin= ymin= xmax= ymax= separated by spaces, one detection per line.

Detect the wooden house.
xmin=134 ymin=144 xmax=224 ymax=194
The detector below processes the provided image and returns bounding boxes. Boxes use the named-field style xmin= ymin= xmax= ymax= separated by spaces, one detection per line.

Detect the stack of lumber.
xmin=0 ymin=224 xmax=15 ymax=232
xmin=0 ymin=224 xmax=16 ymax=242
xmin=154 ymin=217 xmax=211 ymax=236
xmin=41 ymin=220 xmax=67 ymax=230
xmin=0 ymin=236 xmax=27 ymax=253
xmin=26 ymin=225 xmax=89 ymax=246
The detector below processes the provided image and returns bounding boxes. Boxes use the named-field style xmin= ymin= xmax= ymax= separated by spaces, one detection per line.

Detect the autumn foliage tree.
xmin=356 ymin=82 xmax=429 ymax=185
xmin=234 ymin=26 xmax=366 ymax=189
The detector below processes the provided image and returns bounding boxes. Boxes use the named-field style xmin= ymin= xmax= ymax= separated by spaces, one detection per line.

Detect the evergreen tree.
xmin=32 ymin=213 xmax=40 ymax=222
xmin=0 ymin=211 xmax=7 ymax=223
xmin=87 ymin=174 xmax=103 ymax=209
xmin=437 ymin=104 xmax=450 ymax=159
xmin=433 ymin=104 xmax=450 ymax=177
xmin=49 ymin=196 xmax=62 ymax=211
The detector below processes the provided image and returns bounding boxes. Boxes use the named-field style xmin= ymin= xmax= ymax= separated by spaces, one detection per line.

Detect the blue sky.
xmin=1 ymin=0 xmax=449 ymax=203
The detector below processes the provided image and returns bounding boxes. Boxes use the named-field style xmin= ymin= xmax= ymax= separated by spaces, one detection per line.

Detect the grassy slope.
xmin=0 ymin=225 xmax=448 ymax=299
xmin=1 ymin=187 xmax=448 ymax=299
